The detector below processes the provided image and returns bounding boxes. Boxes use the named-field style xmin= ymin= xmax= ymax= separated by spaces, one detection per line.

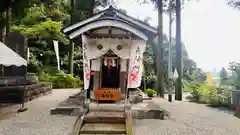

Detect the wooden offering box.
xmin=95 ymin=88 xmax=121 ymax=101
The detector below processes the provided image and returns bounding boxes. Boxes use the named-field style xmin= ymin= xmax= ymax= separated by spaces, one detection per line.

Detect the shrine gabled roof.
xmin=63 ymin=6 xmax=157 ymax=41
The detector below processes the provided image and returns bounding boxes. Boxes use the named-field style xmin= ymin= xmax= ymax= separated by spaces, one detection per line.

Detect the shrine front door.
xmin=101 ymin=57 xmax=120 ymax=88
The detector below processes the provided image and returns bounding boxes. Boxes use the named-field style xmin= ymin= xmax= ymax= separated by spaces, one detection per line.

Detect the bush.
xmin=38 ymin=71 xmax=52 ymax=81
xmin=26 ymin=73 xmax=39 ymax=83
xmin=144 ymin=88 xmax=157 ymax=96
xmin=184 ymin=81 xmax=201 ymax=100
xmin=142 ymin=73 xmax=157 ymax=89
xmin=37 ymin=70 xmax=83 ymax=89
xmin=187 ymin=81 xmax=231 ymax=106
xmin=208 ymin=88 xmax=230 ymax=106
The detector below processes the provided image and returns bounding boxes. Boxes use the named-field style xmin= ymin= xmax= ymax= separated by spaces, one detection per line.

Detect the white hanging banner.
xmin=173 ymin=69 xmax=179 ymax=79
xmin=27 ymin=48 xmax=30 ymax=63
xmin=82 ymin=35 xmax=91 ymax=90
xmin=53 ymin=40 xmax=60 ymax=70
xmin=128 ymin=40 xmax=146 ymax=88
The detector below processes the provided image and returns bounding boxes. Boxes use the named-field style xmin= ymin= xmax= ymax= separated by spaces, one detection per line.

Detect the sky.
xmin=115 ymin=0 xmax=240 ymax=72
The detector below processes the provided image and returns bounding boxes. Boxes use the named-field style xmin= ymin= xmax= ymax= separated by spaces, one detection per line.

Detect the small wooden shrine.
xmin=63 ymin=6 xmax=157 ymax=101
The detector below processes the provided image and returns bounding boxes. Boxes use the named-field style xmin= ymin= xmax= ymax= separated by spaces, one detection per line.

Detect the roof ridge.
xmin=108 ymin=7 xmax=157 ymax=30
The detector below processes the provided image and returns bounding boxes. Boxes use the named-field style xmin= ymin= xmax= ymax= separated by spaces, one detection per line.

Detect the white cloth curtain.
xmin=86 ymin=40 xmax=110 ymax=59
xmin=120 ymin=59 xmax=127 ymax=72
xmin=86 ymin=38 xmax=131 ymax=59
xmin=91 ymin=58 xmax=100 ymax=71
xmin=109 ymin=39 xmax=131 ymax=59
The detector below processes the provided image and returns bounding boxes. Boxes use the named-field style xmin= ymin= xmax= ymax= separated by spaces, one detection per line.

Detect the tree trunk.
xmin=168 ymin=1 xmax=173 ymax=80
xmin=175 ymin=0 xmax=182 ymax=101
xmin=6 ymin=7 xmax=11 ymax=34
xmin=0 ymin=12 xmax=6 ymax=42
xmin=68 ymin=41 xmax=74 ymax=74
xmin=156 ymin=0 xmax=164 ymax=98
xmin=68 ymin=0 xmax=96 ymax=74
xmin=0 ymin=7 xmax=11 ymax=76
xmin=0 ymin=15 xmax=4 ymax=76
xmin=68 ymin=0 xmax=75 ymax=74
xmin=89 ymin=0 xmax=95 ymax=16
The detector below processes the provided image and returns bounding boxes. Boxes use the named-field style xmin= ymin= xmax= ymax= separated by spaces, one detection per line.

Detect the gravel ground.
xmin=0 ymin=89 xmax=80 ymax=135
xmin=1 ymin=90 xmax=240 ymax=135
xmin=134 ymin=97 xmax=240 ymax=135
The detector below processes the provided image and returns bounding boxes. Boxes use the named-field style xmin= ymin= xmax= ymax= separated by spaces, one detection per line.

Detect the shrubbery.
xmin=184 ymin=81 xmax=231 ymax=106
xmin=37 ymin=70 xmax=83 ymax=89
xmin=144 ymin=88 xmax=157 ymax=97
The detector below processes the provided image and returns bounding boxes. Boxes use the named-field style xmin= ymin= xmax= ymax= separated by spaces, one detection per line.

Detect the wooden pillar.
xmin=120 ymin=59 xmax=128 ymax=94
xmin=92 ymin=71 xmax=100 ymax=100
xmin=93 ymin=71 xmax=100 ymax=91
xmin=120 ymin=72 xmax=126 ymax=93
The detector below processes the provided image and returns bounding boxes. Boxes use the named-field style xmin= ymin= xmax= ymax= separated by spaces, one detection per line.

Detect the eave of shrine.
xmin=63 ymin=6 xmax=157 ymax=41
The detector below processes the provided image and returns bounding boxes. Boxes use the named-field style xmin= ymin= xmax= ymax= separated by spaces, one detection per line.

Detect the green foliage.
xmin=38 ymin=71 xmax=52 ymax=82
xmin=142 ymin=44 xmax=157 ymax=89
xmin=27 ymin=52 xmax=43 ymax=73
xmin=191 ymin=68 xmax=207 ymax=83
xmin=227 ymin=0 xmax=240 ymax=9
xmin=142 ymin=34 xmax=199 ymax=89
xmin=38 ymin=70 xmax=83 ymax=89
xmin=10 ymin=3 xmax=72 ymax=78
xmin=184 ymin=80 xmax=201 ymax=100
xmin=37 ymin=65 xmax=83 ymax=89
xmin=228 ymin=62 xmax=240 ymax=89
xmin=11 ymin=5 xmax=69 ymax=44
xmin=50 ymin=71 xmax=82 ymax=88
xmin=5 ymin=0 xmax=112 ymax=89
xmin=219 ymin=67 xmax=228 ymax=79
xmin=185 ymin=81 xmax=231 ymax=106
xmin=144 ymin=88 xmax=157 ymax=95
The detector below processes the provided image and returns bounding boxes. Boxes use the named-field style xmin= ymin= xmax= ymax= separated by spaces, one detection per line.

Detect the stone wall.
xmin=232 ymin=90 xmax=240 ymax=108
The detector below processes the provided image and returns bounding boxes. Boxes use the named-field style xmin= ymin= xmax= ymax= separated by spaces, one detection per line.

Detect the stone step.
xmin=50 ymin=107 xmax=74 ymax=115
xmin=80 ymin=134 xmax=126 ymax=135
xmin=84 ymin=112 xmax=125 ymax=124
xmin=80 ymin=123 xmax=126 ymax=134
xmin=88 ymin=103 xmax=126 ymax=112
xmin=50 ymin=106 xmax=87 ymax=116
xmin=81 ymin=134 xmax=126 ymax=135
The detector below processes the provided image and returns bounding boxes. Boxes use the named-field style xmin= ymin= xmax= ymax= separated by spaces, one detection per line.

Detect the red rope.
xmin=107 ymin=64 xmax=111 ymax=74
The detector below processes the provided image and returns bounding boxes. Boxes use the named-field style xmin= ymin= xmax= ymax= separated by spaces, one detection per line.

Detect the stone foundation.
xmin=131 ymin=100 xmax=170 ymax=120
xmin=50 ymin=90 xmax=87 ymax=116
